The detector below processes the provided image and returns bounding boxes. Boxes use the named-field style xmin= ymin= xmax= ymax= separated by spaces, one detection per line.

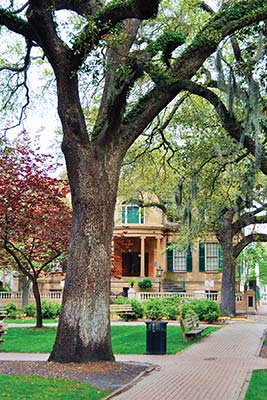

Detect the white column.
xmin=140 ymin=236 xmax=146 ymax=277
xmin=156 ymin=236 xmax=161 ymax=272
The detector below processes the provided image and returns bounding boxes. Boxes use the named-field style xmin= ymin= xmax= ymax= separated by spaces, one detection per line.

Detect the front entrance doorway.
xmin=122 ymin=252 xmax=149 ymax=277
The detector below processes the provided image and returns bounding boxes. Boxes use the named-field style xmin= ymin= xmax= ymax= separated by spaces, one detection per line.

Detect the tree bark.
xmin=215 ymin=211 xmax=237 ymax=317
xmin=32 ymin=278 xmax=43 ymax=328
xmin=22 ymin=276 xmax=31 ymax=308
xmin=220 ymin=242 xmax=236 ymax=317
xmin=49 ymin=149 xmax=120 ymax=362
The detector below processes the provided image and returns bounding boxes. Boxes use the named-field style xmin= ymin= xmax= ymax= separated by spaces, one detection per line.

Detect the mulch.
xmin=0 ymin=360 xmax=154 ymax=392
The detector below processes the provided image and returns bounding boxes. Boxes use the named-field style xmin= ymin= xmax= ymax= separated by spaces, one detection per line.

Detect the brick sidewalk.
xmin=112 ymin=308 xmax=267 ymax=400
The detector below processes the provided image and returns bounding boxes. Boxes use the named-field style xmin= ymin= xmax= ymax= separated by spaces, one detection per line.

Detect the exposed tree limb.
xmin=176 ymin=80 xmax=267 ymax=174
xmin=3 ymin=237 xmax=34 ymax=281
xmin=71 ymin=0 xmax=160 ymax=71
xmin=53 ymin=0 xmax=102 ymax=16
xmin=234 ymin=233 xmax=267 ymax=257
xmin=232 ymin=205 xmax=267 ymax=234
xmin=0 ymin=7 xmax=34 ymax=40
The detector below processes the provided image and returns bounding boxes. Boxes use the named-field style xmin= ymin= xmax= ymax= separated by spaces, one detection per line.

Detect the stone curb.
xmin=103 ymin=364 xmax=158 ymax=400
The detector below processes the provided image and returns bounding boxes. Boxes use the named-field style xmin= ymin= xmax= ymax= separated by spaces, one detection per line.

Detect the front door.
xmin=122 ymin=252 xmax=149 ymax=276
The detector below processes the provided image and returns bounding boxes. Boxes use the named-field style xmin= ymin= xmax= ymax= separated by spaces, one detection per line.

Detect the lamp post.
xmin=156 ymin=266 xmax=163 ymax=293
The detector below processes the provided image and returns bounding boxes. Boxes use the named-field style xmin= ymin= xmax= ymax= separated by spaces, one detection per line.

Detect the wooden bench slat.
xmin=0 ymin=317 xmax=7 ymax=345
xmin=0 ymin=306 xmax=7 ymax=322
xmin=110 ymin=304 xmax=133 ymax=315
xmin=180 ymin=313 xmax=207 ymax=343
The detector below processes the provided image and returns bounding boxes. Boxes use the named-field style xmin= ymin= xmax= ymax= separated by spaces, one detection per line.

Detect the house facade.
xmin=111 ymin=200 xmax=231 ymax=297
xmin=6 ymin=200 xmax=226 ymax=298
xmin=2 ymin=199 xmax=255 ymax=312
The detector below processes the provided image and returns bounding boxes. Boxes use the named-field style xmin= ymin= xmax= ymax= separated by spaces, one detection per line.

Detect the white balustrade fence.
xmin=0 ymin=291 xmax=63 ymax=306
xmin=0 ymin=290 xmax=247 ymax=309
xmin=136 ymin=291 xmax=221 ymax=302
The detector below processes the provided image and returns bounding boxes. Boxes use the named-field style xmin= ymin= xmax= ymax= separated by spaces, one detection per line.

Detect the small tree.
xmin=0 ymin=131 xmax=71 ymax=327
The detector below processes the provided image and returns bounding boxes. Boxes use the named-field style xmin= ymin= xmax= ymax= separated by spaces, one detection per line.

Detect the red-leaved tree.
xmin=0 ymin=131 xmax=71 ymax=327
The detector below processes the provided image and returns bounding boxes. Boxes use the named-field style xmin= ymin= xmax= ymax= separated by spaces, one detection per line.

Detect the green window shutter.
xmin=218 ymin=244 xmax=223 ymax=269
xmin=199 ymin=243 xmax=205 ymax=272
xmin=121 ymin=206 xmax=126 ymax=223
xmin=186 ymin=246 xmax=192 ymax=272
xmin=167 ymin=245 xmax=173 ymax=272
xmin=140 ymin=208 xmax=144 ymax=224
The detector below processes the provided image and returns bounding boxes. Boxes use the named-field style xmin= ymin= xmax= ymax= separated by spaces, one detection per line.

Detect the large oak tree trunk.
xmin=216 ymin=211 xmax=236 ymax=317
xmin=220 ymin=244 xmax=236 ymax=317
xmin=49 ymin=92 xmax=122 ymax=361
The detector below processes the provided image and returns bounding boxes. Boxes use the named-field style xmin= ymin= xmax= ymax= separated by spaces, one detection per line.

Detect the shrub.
xmin=0 ymin=284 xmax=10 ymax=292
xmin=193 ymin=299 xmax=220 ymax=321
xmin=128 ymin=278 xmax=137 ymax=288
xmin=138 ymin=278 xmax=152 ymax=289
xmin=114 ymin=297 xmax=144 ymax=320
xmin=23 ymin=303 xmax=36 ymax=318
xmin=41 ymin=301 xmax=61 ymax=319
xmin=179 ymin=299 xmax=220 ymax=322
xmin=4 ymin=302 xmax=18 ymax=319
xmin=162 ymin=296 xmax=183 ymax=320
xmin=144 ymin=298 xmax=164 ymax=320
xmin=204 ymin=310 xmax=220 ymax=323
xmin=179 ymin=302 xmax=196 ymax=319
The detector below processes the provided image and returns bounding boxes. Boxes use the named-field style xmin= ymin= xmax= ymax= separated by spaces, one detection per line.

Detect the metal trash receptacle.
xmin=145 ymin=321 xmax=168 ymax=355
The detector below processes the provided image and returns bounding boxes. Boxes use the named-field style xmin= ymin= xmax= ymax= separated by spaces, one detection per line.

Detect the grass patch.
xmin=244 ymin=370 xmax=267 ymax=400
xmin=5 ymin=318 xmax=58 ymax=324
xmin=1 ymin=325 xmax=219 ymax=354
xmin=2 ymin=327 xmax=56 ymax=353
xmin=0 ymin=374 xmax=108 ymax=399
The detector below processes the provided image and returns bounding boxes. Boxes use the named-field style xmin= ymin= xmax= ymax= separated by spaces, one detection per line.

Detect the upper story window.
xmin=121 ymin=204 xmax=144 ymax=224
xmin=199 ymin=242 xmax=222 ymax=272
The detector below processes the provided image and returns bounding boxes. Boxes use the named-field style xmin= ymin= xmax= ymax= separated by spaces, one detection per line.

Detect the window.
xmin=121 ymin=204 xmax=144 ymax=224
xmin=206 ymin=243 xmax=219 ymax=271
xmin=199 ymin=243 xmax=222 ymax=272
xmin=167 ymin=246 xmax=192 ymax=272
xmin=173 ymin=249 xmax=187 ymax=272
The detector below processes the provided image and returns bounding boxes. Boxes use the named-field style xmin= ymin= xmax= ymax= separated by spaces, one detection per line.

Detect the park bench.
xmin=0 ymin=305 xmax=7 ymax=344
xmin=180 ymin=313 xmax=207 ymax=343
xmin=110 ymin=304 xmax=133 ymax=317
xmin=0 ymin=322 xmax=7 ymax=344
xmin=0 ymin=305 xmax=7 ymax=321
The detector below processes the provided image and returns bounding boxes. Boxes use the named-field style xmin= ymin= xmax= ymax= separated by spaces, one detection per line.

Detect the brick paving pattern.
xmin=113 ymin=306 xmax=267 ymax=400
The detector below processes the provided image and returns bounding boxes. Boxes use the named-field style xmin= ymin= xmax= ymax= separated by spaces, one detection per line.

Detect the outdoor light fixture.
xmin=156 ymin=265 xmax=163 ymax=278
xmin=156 ymin=266 xmax=163 ymax=292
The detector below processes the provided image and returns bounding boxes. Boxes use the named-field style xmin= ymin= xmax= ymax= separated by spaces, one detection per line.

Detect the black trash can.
xmin=122 ymin=287 xmax=129 ymax=297
xmin=145 ymin=321 xmax=168 ymax=355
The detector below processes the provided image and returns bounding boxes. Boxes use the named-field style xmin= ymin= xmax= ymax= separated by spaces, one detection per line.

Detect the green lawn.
xmin=0 ymin=375 xmax=108 ymax=400
xmin=1 ymin=325 xmax=218 ymax=354
xmin=245 ymin=370 xmax=267 ymax=400
xmin=4 ymin=318 xmax=58 ymax=324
